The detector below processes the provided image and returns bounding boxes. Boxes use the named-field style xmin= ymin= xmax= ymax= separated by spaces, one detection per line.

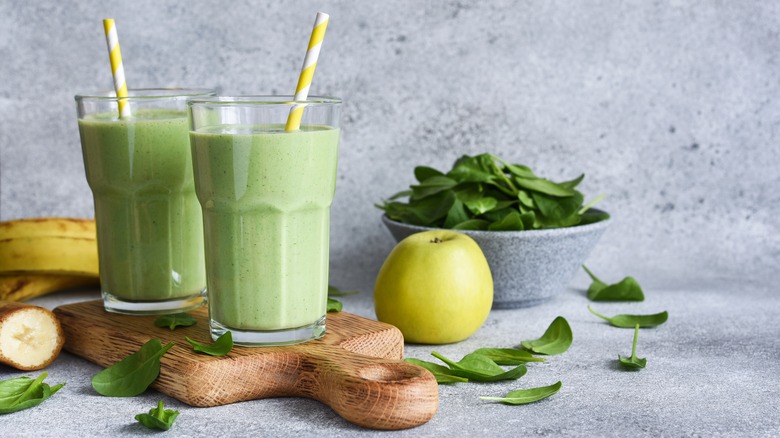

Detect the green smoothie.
xmin=190 ymin=125 xmax=339 ymax=331
xmin=79 ymin=109 xmax=206 ymax=302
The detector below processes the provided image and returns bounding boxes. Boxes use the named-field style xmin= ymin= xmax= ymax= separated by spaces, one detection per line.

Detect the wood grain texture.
xmin=54 ymin=300 xmax=438 ymax=430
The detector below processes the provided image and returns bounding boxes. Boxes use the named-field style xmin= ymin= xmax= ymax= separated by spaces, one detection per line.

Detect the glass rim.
xmin=187 ymin=95 xmax=342 ymax=106
xmin=75 ymin=88 xmax=216 ymax=101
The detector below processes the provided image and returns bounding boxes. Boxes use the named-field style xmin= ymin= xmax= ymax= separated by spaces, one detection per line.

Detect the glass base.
xmin=102 ymin=289 xmax=207 ymax=315
xmin=210 ymin=316 xmax=326 ymax=347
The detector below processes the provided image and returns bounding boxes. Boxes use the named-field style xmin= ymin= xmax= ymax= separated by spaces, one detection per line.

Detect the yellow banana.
xmin=0 ymin=218 xmax=100 ymax=303
xmin=0 ymin=217 xmax=96 ymax=240
xmin=0 ymin=236 xmax=99 ymax=276
xmin=0 ymin=274 xmax=99 ymax=302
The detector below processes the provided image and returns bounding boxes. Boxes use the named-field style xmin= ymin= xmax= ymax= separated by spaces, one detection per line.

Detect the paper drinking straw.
xmin=102 ymin=18 xmax=131 ymax=118
xmin=284 ymin=12 xmax=329 ymax=131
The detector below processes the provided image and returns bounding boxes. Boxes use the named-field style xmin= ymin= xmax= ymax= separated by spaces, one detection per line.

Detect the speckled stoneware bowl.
xmin=381 ymin=211 xmax=610 ymax=309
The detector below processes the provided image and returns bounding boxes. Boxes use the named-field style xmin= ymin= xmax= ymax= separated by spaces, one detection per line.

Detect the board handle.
xmin=302 ymin=350 xmax=439 ymax=430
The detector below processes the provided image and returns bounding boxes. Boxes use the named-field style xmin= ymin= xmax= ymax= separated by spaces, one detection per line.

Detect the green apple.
xmin=374 ymin=230 xmax=493 ymax=344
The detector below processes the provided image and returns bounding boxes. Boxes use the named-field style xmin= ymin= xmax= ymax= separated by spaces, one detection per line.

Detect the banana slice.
xmin=0 ymin=301 xmax=64 ymax=370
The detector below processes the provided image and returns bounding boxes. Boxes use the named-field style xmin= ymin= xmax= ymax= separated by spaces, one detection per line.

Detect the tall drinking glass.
xmin=76 ymin=88 xmax=215 ymax=314
xmin=188 ymin=96 xmax=341 ymax=346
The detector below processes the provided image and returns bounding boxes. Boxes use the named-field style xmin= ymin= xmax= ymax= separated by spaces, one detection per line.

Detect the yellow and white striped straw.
xmin=284 ymin=12 xmax=329 ymax=132
xmin=102 ymin=18 xmax=131 ymax=118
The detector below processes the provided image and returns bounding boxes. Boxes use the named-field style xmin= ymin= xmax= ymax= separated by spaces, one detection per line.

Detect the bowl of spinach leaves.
xmin=377 ymin=153 xmax=610 ymax=308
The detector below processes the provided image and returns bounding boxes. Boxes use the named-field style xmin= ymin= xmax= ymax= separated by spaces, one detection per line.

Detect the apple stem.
xmin=430 ymin=237 xmax=443 ymax=244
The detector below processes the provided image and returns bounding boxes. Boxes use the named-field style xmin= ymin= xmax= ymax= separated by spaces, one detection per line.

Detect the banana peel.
xmin=0 ymin=274 xmax=99 ymax=302
xmin=0 ymin=217 xmax=96 ymax=240
xmin=0 ymin=236 xmax=99 ymax=276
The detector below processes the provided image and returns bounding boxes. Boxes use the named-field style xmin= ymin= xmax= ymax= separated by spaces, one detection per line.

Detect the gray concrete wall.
xmin=1 ymin=0 xmax=778 ymax=292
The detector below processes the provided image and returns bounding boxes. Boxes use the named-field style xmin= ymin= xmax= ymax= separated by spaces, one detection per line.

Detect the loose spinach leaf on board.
xmin=154 ymin=313 xmax=197 ymax=330
xmin=326 ymin=298 xmax=343 ymax=312
xmin=618 ymin=324 xmax=647 ymax=370
xmin=588 ymin=305 xmax=668 ymax=328
xmin=92 ymin=339 xmax=174 ymax=397
xmin=480 ymin=381 xmax=562 ymax=405
xmin=327 ymin=286 xmax=357 ymax=311
xmin=327 ymin=285 xmax=359 ymax=296
xmin=186 ymin=332 xmax=233 ymax=357
xmin=520 ymin=316 xmax=573 ymax=355
xmin=583 ymin=266 xmax=645 ymax=302
xmin=377 ymin=153 xmax=607 ymax=231
xmin=470 ymin=348 xmax=546 ymax=365
xmin=0 ymin=373 xmax=64 ymax=415
xmin=430 ymin=352 xmax=527 ymax=382
xmin=404 ymin=358 xmax=469 ymax=384
xmin=135 ymin=400 xmax=180 ymax=431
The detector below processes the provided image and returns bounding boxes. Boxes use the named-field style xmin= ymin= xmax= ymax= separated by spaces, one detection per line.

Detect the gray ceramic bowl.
xmin=381 ymin=211 xmax=610 ymax=309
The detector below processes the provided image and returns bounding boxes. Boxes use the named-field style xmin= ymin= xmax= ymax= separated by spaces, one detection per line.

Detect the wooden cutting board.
xmin=53 ymin=300 xmax=438 ymax=430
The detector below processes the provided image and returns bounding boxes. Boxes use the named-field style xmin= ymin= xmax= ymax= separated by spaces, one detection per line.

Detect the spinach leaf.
xmin=480 ymin=206 xmax=514 ymax=223
xmin=452 ymin=182 xmax=485 ymax=204
xmin=447 ymin=155 xmax=499 ymax=184
xmin=443 ymin=199 xmax=470 ymax=228
xmin=404 ymin=358 xmax=469 ymax=384
xmin=578 ymin=193 xmax=605 ymax=214
xmin=579 ymin=209 xmax=610 ymax=225
xmin=532 ymin=191 xmax=584 ymax=222
xmin=135 ymin=400 xmax=180 ymax=430
xmin=487 ymin=211 xmax=525 ymax=231
xmin=186 ymin=332 xmax=233 ymax=356
xmin=480 ymin=381 xmax=562 ymax=405
xmin=583 ymin=265 xmax=645 ymax=302
xmin=377 ymin=153 xmax=606 ymax=231
xmin=414 ymin=166 xmax=444 ymax=182
xmin=410 ymin=176 xmax=458 ymax=200
xmin=154 ymin=313 xmax=197 ymax=330
xmin=327 ymin=285 xmax=359 ymax=296
xmin=519 ymin=211 xmax=536 ymax=229
xmin=407 ymin=190 xmax=456 ymax=225
xmin=451 ymin=219 xmax=491 ymax=230
xmin=588 ymin=305 xmax=668 ymax=328
xmin=92 ymin=339 xmax=174 ymax=397
xmin=515 ymin=176 xmax=575 ymax=197
xmin=470 ymin=348 xmax=546 ymax=365
xmin=493 ymin=156 xmax=536 ymax=179
xmin=385 ymin=190 xmax=412 ymax=201
xmin=431 ymin=352 xmax=527 ymax=382
xmin=520 ymin=316 xmax=573 ymax=355
xmin=464 ymin=196 xmax=498 ymax=215
xmin=560 ymin=174 xmax=585 ymax=190
xmin=618 ymin=324 xmax=647 ymax=369
xmin=327 ymin=298 xmax=343 ymax=312
xmin=517 ymin=190 xmax=535 ymax=208
xmin=0 ymin=373 xmax=64 ymax=415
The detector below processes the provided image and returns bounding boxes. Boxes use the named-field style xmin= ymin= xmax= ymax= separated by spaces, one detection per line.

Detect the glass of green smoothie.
xmin=188 ymin=96 xmax=341 ymax=346
xmin=76 ymin=88 xmax=215 ymax=315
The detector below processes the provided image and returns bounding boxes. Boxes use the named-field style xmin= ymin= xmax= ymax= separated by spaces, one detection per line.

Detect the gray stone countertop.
xmin=1 ymin=274 xmax=779 ymax=437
